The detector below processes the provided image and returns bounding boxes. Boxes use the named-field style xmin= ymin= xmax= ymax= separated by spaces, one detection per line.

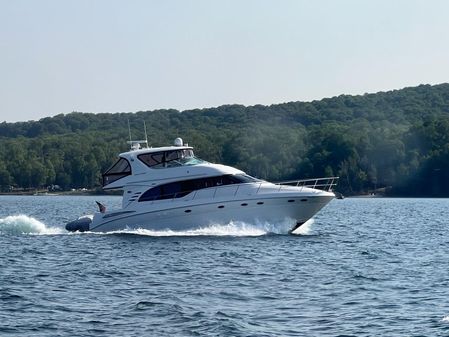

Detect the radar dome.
xmin=174 ymin=138 xmax=183 ymax=146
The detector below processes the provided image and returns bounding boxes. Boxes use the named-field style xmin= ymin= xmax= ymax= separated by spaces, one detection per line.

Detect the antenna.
xmin=126 ymin=119 xmax=149 ymax=151
xmin=143 ymin=120 xmax=149 ymax=145
xmin=127 ymin=119 xmax=132 ymax=143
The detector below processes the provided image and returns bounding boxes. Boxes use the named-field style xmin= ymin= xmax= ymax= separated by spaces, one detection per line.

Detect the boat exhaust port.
xmin=65 ymin=216 xmax=92 ymax=232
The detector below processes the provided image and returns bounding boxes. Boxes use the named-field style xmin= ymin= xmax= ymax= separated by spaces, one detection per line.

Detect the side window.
xmin=180 ymin=179 xmax=195 ymax=193
xmin=139 ymin=183 xmax=185 ymax=202
xmin=165 ymin=151 xmax=181 ymax=162
xmin=151 ymin=153 xmax=164 ymax=168
xmin=230 ymin=174 xmax=259 ymax=183
xmin=138 ymin=152 xmax=164 ymax=168
xmin=220 ymin=175 xmax=237 ymax=186
xmin=192 ymin=178 xmax=208 ymax=190
xmin=138 ymin=153 xmax=156 ymax=167
xmin=139 ymin=186 xmax=162 ymax=201
xmin=138 ymin=175 xmax=252 ymax=202
xmin=102 ymin=158 xmax=131 ymax=186
xmin=161 ymin=182 xmax=182 ymax=199
xmin=138 ymin=149 xmax=199 ymax=169
xmin=107 ymin=158 xmax=130 ymax=174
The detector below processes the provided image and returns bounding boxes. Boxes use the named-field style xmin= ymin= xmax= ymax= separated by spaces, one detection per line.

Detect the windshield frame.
xmin=137 ymin=149 xmax=207 ymax=169
xmin=102 ymin=157 xmax=132 ymax=186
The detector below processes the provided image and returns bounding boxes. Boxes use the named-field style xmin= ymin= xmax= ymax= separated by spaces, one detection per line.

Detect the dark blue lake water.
xmin=1 ymin=196 xmax=449 ymax=336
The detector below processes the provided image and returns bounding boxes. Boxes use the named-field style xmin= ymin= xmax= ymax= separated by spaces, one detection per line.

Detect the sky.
xmin=1 ymin=0 xmax=449 ymax=122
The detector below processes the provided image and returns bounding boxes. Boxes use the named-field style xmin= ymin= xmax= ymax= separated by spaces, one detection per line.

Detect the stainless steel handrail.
xmin=148 ymin=176 xmax=339 ymax=204
xmin=275 ymin=177 xmax=339 ymax=192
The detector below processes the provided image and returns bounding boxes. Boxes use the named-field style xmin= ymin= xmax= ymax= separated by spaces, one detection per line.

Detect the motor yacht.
xmin=65 ymin=138 xmax=337 ymax=233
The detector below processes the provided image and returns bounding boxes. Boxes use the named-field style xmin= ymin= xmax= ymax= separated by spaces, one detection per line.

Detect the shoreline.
xmin=1 ymin=191 xmax=448 ymax=198
xmin=0 ymin=189 xmax=122 ymax=196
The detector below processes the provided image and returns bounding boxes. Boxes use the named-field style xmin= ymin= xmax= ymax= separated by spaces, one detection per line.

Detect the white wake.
xmin=0 ymin=214 xmax=315 ymax=237
xmin=0 ymin=215 xmax=64 ymax=235
xmin=102 ymin=218 xmax=314 ymax=237
xmin=293 ymin=218 xmax=315 ymax=235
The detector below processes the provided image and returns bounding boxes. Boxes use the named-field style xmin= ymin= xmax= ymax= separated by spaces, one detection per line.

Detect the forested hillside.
xmin=1 ymin=83 xmax=449 ymax=196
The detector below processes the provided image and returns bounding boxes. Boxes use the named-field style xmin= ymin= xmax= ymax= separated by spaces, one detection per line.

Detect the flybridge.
xmin=126 ymin=137 xmax=188 ymax=152
xmin=102 ymin=137 xmax=201 ymax=187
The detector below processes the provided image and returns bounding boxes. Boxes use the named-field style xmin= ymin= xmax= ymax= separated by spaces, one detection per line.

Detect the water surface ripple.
xmin=1 ymin=196 xmax=449 ymax=336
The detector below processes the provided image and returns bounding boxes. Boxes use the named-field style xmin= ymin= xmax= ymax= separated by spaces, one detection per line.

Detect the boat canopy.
xmin=137 ymin=149 xmax=206 ymax=168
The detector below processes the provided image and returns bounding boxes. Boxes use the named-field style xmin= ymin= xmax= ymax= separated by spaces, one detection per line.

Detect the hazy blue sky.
xmin=1 ymin=0 xmax=449 ymax=122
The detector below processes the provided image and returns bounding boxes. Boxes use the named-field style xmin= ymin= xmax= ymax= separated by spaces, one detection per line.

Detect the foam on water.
xmin=0 ymin=215 xmax=64 ymax=235
xmin=292 ymin=218 xmax=315 ymax=235
xmin=101 ymin=218 xmax=307 ymax=237
xmin=442 ymin=316 xmax=449 ymax=323
xmin=0 ymin=213 xmax=315 ymax=237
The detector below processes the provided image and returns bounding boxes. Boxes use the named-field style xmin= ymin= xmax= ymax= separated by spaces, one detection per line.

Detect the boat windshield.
xmin=138 ymin=149 xmax=207 ymax=169
xmin=102 ymin=158 xmax=131 ymax=186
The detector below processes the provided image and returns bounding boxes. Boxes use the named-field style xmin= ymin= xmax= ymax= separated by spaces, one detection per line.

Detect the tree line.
xmin=1 ymin=83 xmax=449 ymax=196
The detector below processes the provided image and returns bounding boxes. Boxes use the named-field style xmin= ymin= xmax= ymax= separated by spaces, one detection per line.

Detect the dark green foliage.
xmin=1 ymin=83 xmax=449 ymax=196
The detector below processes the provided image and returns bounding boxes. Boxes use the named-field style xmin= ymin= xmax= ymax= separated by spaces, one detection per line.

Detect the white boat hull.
xmin=86 ymin=193 xmax=334 ymax=233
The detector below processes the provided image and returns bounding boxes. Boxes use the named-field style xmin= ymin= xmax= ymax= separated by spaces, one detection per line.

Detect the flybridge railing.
xmin=274 ymin=177 xmax=339 ymax=192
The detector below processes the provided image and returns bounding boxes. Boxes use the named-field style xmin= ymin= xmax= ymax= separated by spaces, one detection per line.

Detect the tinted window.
xmin=138 ymin=149 xmax=200 ymax=169
xmin=231 ymin=174 xmax=260 ymax=183
xmin=139 ymin=153 xmax=158 ymax=167
xmin=138 ymin=174 xmax=257 ymax=202
xmin=138 ymin=152 xmax=165 ymax=168
xmin=165 ymin=151 xmax=181 ymax=162
xmin=102 ymin=158 xmax=131 ymax=186
xmin=139 ymin=186 xmax=162 ymax=201
xmin=162 ymin=182 xmax=182 ymax=198
xmin=106 ymin=158 xmax=131 ymax=174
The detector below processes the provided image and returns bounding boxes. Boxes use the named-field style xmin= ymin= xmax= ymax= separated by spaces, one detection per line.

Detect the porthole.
xmin=218 ymin=205 xmax=225 ymax=209
xmin=241 ymin=203 xmax=248 ymax=206
xmin=301 ymin=199 xmax=308 ymax=202
xmin=288 ymin=200 xmax=295 ymax=203
xmin=184 ymin=209 xmax=192 ymax=213
xmin=257 ymin=201 xmax=264 ymax=205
